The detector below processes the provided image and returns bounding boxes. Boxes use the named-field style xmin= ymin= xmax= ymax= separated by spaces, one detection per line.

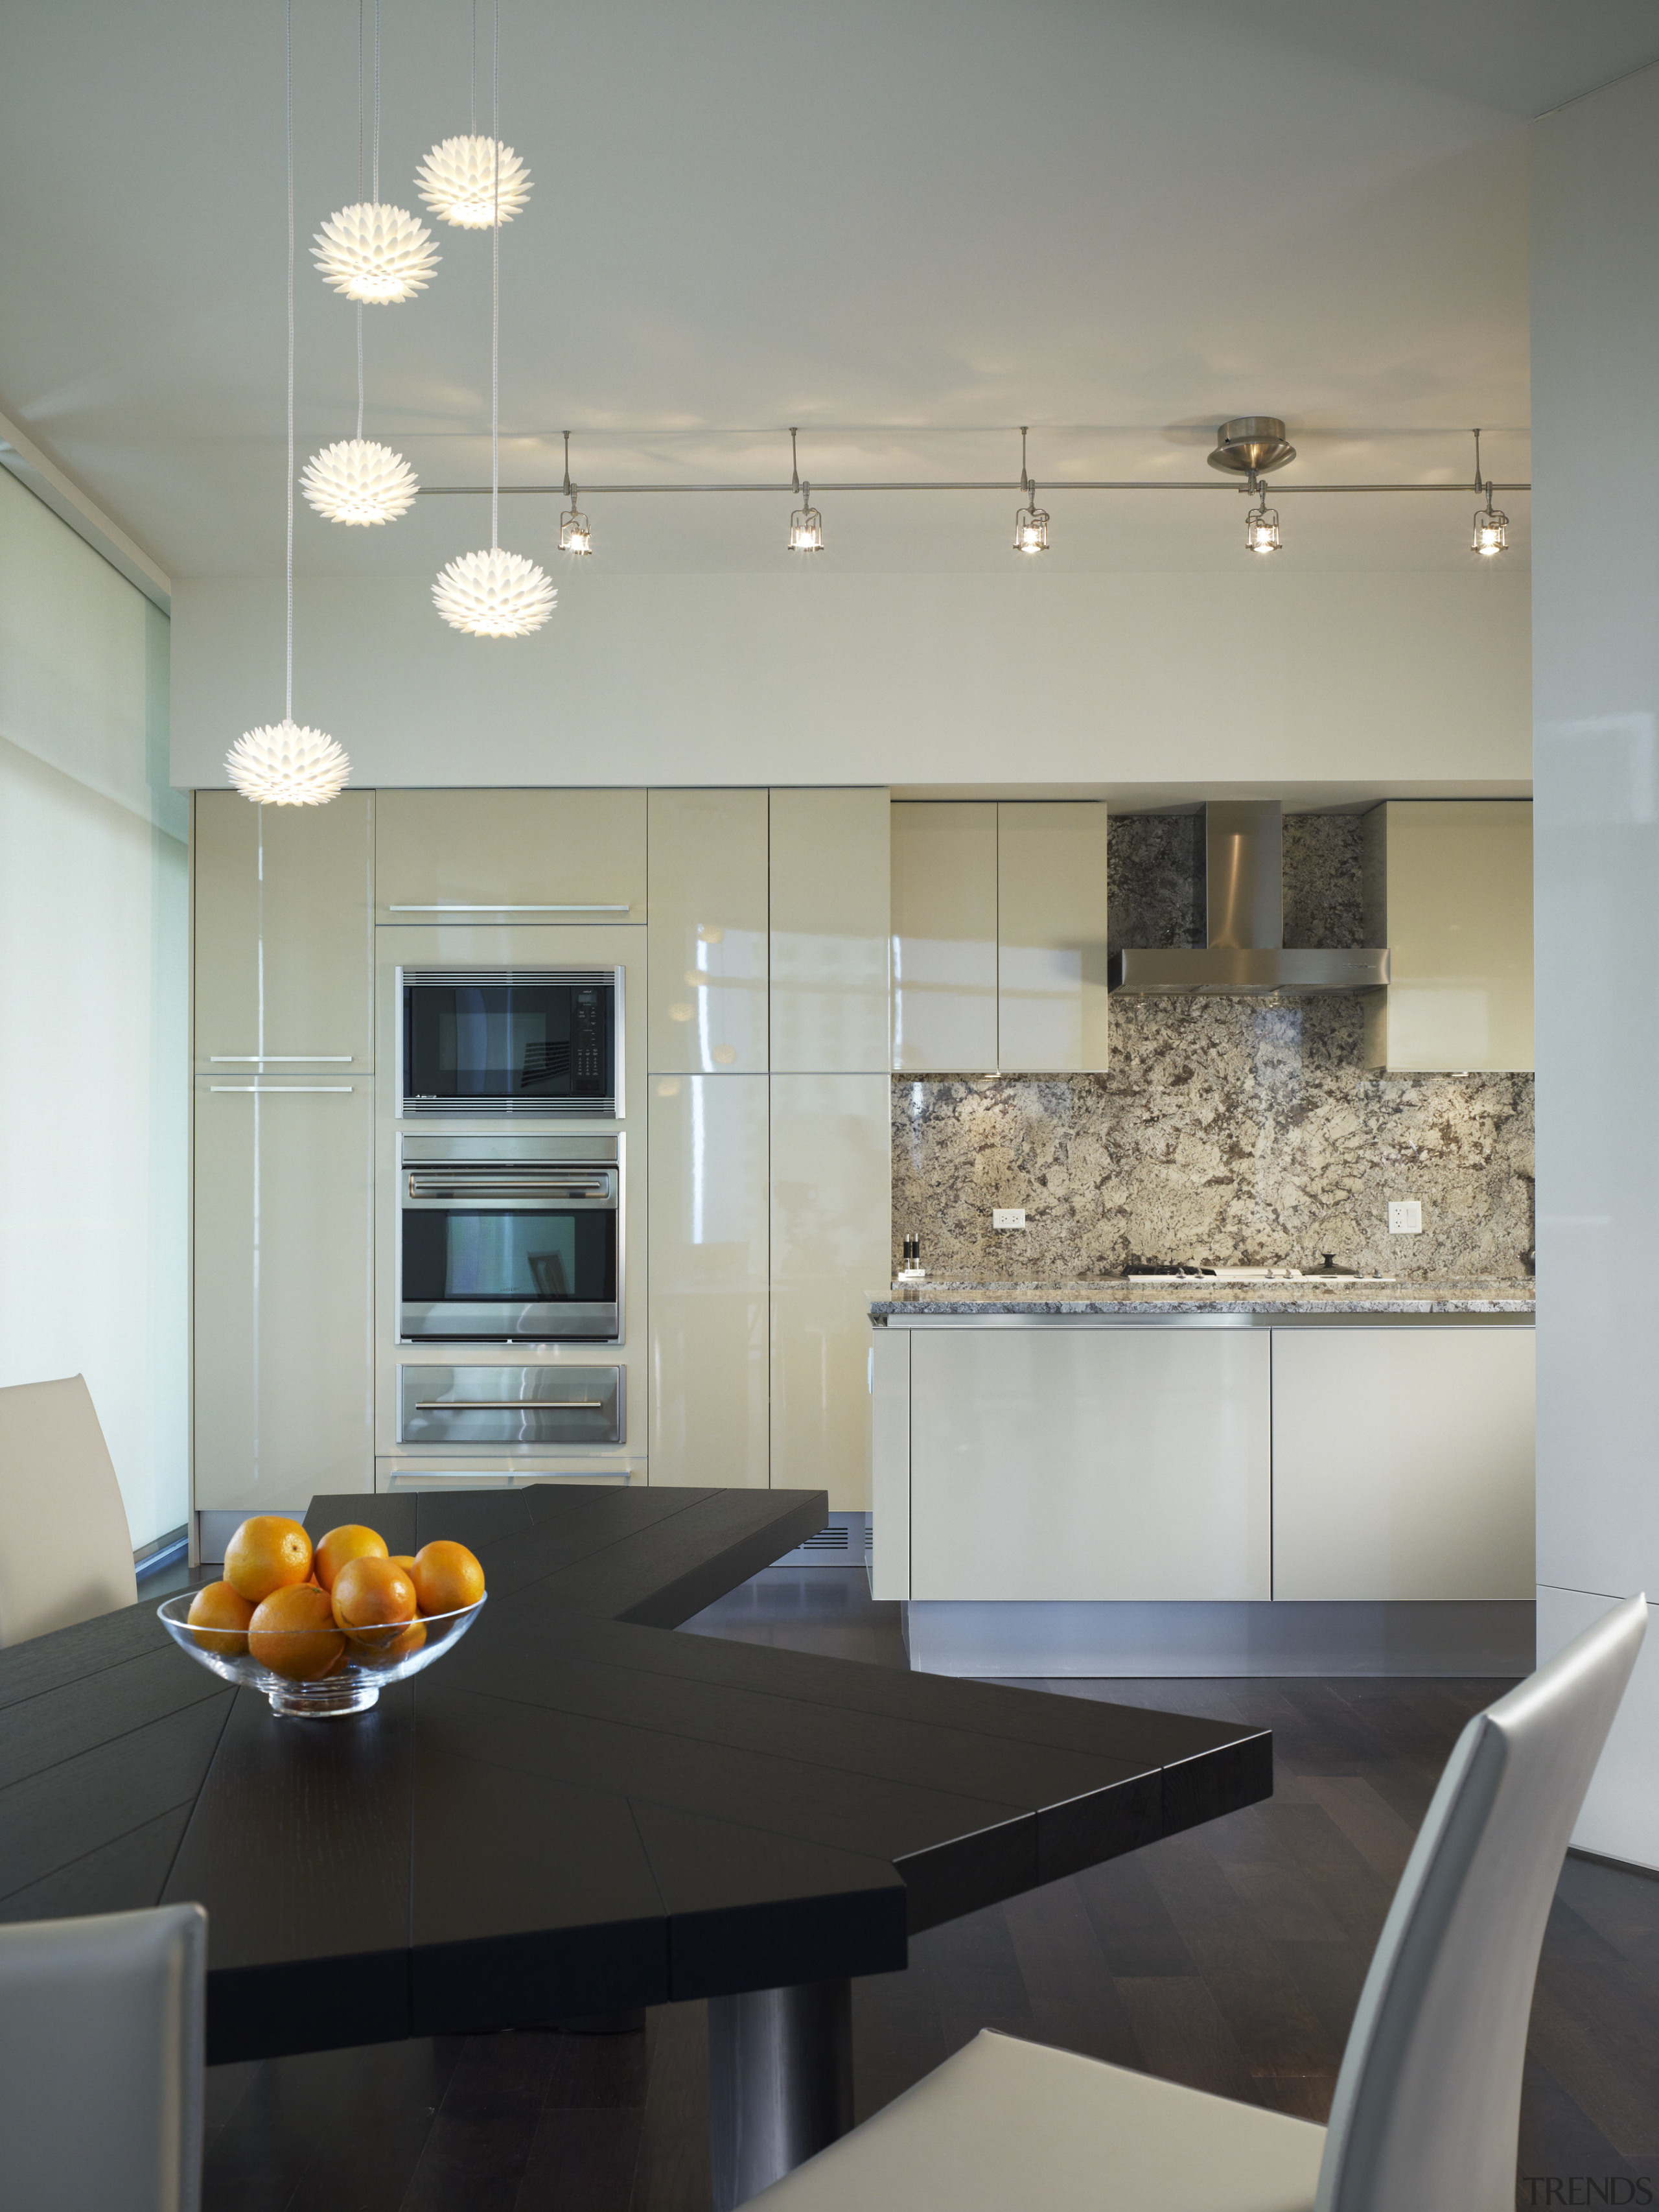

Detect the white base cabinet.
xmin=1271 ymin=1327 xmax=1535 ymax=1600
xmin=907 ymin=1327 xmax=1271 ymax=1600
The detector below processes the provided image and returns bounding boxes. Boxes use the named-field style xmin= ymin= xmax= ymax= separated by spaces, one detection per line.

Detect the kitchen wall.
xmin=892 ymin=813 xmax=1535 ymax=1279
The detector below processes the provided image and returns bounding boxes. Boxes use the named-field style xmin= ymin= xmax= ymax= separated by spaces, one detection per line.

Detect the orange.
xmin=332 ymin=1555 xmax=418 ymax=1649
xmin=248 ymin=1583 xmax=345 ymax=1681
xmin=224 ymin=1516 xmax=314 ymax=1603
xmin=412 ymin=1540 xmax=486 ymax=1616
xmin=389 ymin=1554 xmax=416 ymax=1572
xmin=360 ymin=1618 xmax=427 ymax=1668
xmin=312 ymin=1524 xmax=388 ymax=1593
xmin=187 ymin=1580 xmax=254 ymax=1657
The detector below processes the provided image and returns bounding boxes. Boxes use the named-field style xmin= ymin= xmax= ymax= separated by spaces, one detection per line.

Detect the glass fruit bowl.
xmin=157 ymin=1589 xmax=487 ymax=1718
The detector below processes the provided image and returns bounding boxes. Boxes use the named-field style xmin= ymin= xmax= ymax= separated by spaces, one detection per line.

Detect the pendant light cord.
xmin=285 ymin=0 xmax=294 ymax=723
xmin=355 ymin=0 xmax=364 ymax=439
xmin=371 ymin=0 xmax=380 ymax=204
xmin=491 ymin=0 xmax=500 ymax=550
xmin=470 ymin=0 xmax=478 ymax=132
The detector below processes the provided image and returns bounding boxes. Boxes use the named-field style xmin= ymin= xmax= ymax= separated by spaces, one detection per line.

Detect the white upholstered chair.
xmin=751 ymin=1592 xmax=1647 ymax=2212
xmin=0 ymin=1902 xmax=207 ymax=2212
xmin=0 ymin=1373 xmax=138 ymax=1646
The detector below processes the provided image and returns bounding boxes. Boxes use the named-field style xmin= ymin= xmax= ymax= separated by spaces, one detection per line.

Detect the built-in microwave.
xmin=398 ymin=1134 xmax=621 ymax=1342
xmin=400 ymin=967 xmax=620 ymax=1119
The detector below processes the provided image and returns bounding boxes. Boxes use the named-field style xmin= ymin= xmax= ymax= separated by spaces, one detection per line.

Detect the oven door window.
xmin=404 ymin=984 xmax=612 ymax=1103
xmin=402 ymin=1209 xmax=617 ymax=1304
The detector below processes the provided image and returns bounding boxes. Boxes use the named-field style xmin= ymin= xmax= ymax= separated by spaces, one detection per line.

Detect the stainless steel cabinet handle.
xmin=210 ymin=1084 xmax=354 ymax=1093
xmin=209 ymin=1054 xmax=354 ymax=1063
xmin=387 ymin=903 xmax=631 ymax=913
xmin=413 ymin=1399 xmax=605 ymax=1411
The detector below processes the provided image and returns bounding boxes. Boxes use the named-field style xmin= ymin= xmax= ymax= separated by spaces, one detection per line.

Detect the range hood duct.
xmin=1108 ymin=802 xmax=1389 ymax=995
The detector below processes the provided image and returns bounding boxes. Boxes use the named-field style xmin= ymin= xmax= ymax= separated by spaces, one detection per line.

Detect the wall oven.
xmin=401 ymin=967 xmax=620 ymax=1118
xmin=399 ymin=1135 xmax=621 ymax=1342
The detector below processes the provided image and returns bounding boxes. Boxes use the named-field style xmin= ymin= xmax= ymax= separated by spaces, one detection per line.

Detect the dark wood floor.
xmin=196 ymin=1567 xmax=1659 ymax=2211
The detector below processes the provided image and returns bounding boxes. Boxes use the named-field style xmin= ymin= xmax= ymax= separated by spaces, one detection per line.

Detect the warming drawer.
xmin=397 ymin=1364 xmax=624 ymax=1447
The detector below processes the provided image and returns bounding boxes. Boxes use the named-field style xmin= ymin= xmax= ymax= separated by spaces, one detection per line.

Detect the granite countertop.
xmin=871 ymin=1277 xmax=1536 ymax=1317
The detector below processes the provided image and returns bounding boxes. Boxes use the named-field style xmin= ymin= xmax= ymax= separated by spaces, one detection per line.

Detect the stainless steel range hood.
xmin=1108 ymin=802 xmax=1390 ymax=995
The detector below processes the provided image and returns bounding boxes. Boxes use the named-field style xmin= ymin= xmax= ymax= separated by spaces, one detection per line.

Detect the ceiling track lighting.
xmin=1470 ymin=428 xmax=1509 ymax=557
xmin=559 ymin=431 xmax=592 ymax=553
xmin=304 ymin=3 xmax=419 ymax=526
xmin=1244 ymin=478 xmax=1282 ymax=555
xmin=229 ymin=0 xmax=350 ymax=807
xmin=1013 ymin=426 xmax=1049 ymax=553
xmin=787 ymin=429 xmax=823 ymax=551
xmin=313 ymin=1 xmax=439 ymax=303
xmin=433 ymin=0 xmax=554 ymax=636
xmin=1209 ymin=416 xmax=1297 ymax=478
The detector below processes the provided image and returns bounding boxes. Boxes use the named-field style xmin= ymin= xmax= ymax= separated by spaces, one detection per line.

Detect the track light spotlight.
xmin=1244 ymin=483 xmax=1281 ymax=554
xmin=1012 ymin=428 xmax=1049 ymax=552
xmin=559 ymin=435 xmax=592 ymax=553
xmin=788 ymin=482 xmax=824 ymax=552
xmin=1468 ymin=430 xmax=1508 ymax=557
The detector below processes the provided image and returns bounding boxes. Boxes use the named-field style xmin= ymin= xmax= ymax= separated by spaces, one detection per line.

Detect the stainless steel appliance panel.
xmin=398 ymin=1364 xmax=624 ymax=1447
xmin=400 ymin=966 xmax=621 ymax=1119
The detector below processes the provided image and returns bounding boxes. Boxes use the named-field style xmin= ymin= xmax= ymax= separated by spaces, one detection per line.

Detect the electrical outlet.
xmin=992 ymin=1209 xmax=1027 ymax=1231
xmin=1388 ymin=1200 xmax=1422 ymax=1235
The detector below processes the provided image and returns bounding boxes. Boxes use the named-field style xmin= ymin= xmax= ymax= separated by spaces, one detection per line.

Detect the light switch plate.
xmin=1388 ymin=1200 xmax=1423 ymax=1234
xmin=992 ymin=1209 xmax=1027 ymax=1231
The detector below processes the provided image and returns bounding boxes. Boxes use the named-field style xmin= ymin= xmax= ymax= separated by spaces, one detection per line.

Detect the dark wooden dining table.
xmin=0 ymin=1484 xmax=1271 ymax=2207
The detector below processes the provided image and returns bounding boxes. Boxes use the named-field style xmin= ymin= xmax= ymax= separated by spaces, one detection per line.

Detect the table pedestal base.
xmin=708 ymin=1979 xmax=853 ymax=2211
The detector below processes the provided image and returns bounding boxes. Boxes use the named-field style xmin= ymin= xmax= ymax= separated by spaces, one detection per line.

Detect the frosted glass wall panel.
xmin=0 ymin=471 xmax=186 ymax=1550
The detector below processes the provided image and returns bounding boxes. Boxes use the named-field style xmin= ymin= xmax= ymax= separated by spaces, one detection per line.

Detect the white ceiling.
xmin=2 ymin=1 xmax=1654 ymax=581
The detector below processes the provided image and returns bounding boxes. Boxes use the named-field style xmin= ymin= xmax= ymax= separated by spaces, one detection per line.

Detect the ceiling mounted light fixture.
xmin=1469 ymin=428 xmax=1508 ymax=557
xmin=558 ymin=430 xmax=592 ymax=553
xmin=229 ymin=0 xmax=351 ymax=807
xmin=1244 ymin=480 xmax=1281 ymax=555
xmin=787 ymin=428 xmax=823 ymax=552
xmin=303 ymin=4 xmax=419 ymax=525
xmin=1208 ymin=415 xmax=1297 ymax=477
xmin=433 ymin=0 xmax=555 ymax=636
xmin=314 ymin=0 xmax=439 ymax=303
xmin=1012 ymin=425 xmax=1049 ymax=553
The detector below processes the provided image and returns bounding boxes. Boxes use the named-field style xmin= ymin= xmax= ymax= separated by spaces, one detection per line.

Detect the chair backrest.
xmin=0 ymin=1902 xmax=207 ymax=2212
xmin=1317 ymin=1590 xmax=1647 ymax=2212
xmin=0 ymin=1373 xmax=137 ymax=1646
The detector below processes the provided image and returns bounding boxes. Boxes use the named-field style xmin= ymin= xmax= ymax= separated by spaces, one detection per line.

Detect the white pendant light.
xmin=304 ymin=12 xmax=419 ymax=525
xmin=229 ymin=0 xmax=351 ymax=806
xmin=312 ymin=3 xmax=439 ymax=303
xmin=1012 ymin=426 xmax=1049 ymax=553
xmin=434 ymin=0 xmax=554 ymax=636
xmin=417 ymin=135 xmax=531 ymax=227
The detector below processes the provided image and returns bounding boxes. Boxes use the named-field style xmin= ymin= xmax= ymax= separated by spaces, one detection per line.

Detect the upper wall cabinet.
xmin=891 ymin=803 xmax=998 ymax=1073
xmin=193 ymin=791 xmax=375 ymax=1071
xmin=647 ymin=790 xmax=769 ymax=1072
xmin=375 ymin=790 xmax=647 ymax=923
xmin=1363 ymin=800 xmax=1533 ymax=1072
xmin=998 ymin=804 xmax=1110 ymax=1072
xmin=769 ymin=788 xmax=891 ymax=1073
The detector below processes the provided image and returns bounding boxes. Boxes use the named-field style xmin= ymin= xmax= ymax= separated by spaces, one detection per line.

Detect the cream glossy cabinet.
xmin=769 ymin=789 xmax=890 ymax=1073
xmin=192 ymin=1079 xmax=373 ymax=1514
xmin=375 ymin=789 xmax=648 ymax=922
xmin=1271 ymin=1327 xmax=1535 ymax=1600
xmin=770 ymin=1074 xmax=890 ymax=1509
xmin=997 ymin=803 xmax=1110 ymax=1073
xmin=192 ymin=791 xmax=374 ymax=1071
xmin=890 ymin=802 xmax=998 ymax=1073
xmin=1363 ymin=800 xmax=1533 ymax=1071
xmin=647 ymin=790 xmax=769 ymax=1073
xmin=647 ymin=1074 xmax=770 ymax=1486
xmin=906 ymin=1327 xmax=1271 ymax=1599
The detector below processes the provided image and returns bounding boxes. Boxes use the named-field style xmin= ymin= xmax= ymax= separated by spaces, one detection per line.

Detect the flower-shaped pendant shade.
xmin=416 ymin=135 xmax=533 ymax=227
xmin=432 ymin=547 xmax=557 ymax=636
xmin=301 ymin=439 xmax=419 ymax=524
xmin=313 ymin=202 xmax=439 ymax=302
xmin=226 ymin=720 xmax=352 ymax=805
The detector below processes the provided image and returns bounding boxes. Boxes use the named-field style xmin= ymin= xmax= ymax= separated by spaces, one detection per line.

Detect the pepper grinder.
xmin=898 ymin=1232 xmax=927 ymax=1282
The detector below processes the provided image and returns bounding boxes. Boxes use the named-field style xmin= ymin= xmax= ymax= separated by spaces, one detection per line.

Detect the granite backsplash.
xmin=892 ymin=812 xmax=1535 ymax=1281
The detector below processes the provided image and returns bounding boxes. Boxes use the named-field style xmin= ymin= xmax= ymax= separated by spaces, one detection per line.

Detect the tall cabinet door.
xmin=997 ymin=802 xmax=1109 ymax=1072
xmin=769 ymin=789 xmax=890 ymax=1073
xmin=647 ymin=791 xmax=769 ymax=1073
xmin=193 ymin=1081 xmax=373 ymax=1515
xmin=647 ymin=1075 xmax=770 ymax=1487
xmin=770 ymin=1074 xmax=890 ymax=1509
xmin=193 ymin=792 xmax=375 ymax=1071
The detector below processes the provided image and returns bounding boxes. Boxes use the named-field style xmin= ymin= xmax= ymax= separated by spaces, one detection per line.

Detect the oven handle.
xmin=406 ymin=1175 xmax=614 ymax=1200
xmin=413 ymin=1399 xmax=605 ymax=1411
